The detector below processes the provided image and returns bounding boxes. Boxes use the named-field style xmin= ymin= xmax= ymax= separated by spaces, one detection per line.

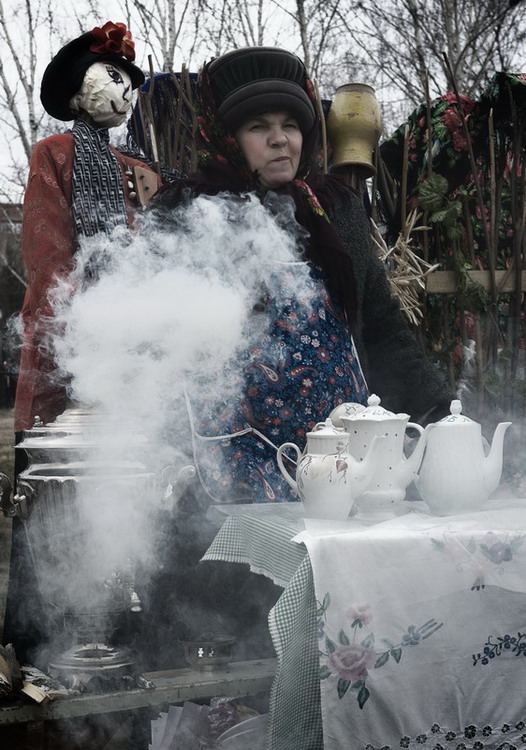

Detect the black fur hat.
xmin=207 ymin=47 xmax=316 ymax=134
xmin=41 ymin=22 xmax=144 ymax=121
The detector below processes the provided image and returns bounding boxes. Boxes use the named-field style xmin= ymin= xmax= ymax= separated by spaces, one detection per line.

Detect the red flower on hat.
xmin=90 ymin=21 xmax=136 ymax=62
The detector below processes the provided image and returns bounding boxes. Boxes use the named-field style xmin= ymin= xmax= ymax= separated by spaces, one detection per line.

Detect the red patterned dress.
xmin=14 ymin=133 xmax=160 ymax=432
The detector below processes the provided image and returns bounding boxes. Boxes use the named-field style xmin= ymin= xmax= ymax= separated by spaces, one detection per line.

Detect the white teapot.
xmin=415 ymin=399 xmax=511 ymax=515
xmin=276 ymin=418 xmax=384 ymax=520
xmin=340 ymin=394 xmax=427 ymax=512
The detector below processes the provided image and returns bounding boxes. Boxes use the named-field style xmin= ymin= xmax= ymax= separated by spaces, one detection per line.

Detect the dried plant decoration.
xmin=371 ymin=211 xmax=439 ymax=326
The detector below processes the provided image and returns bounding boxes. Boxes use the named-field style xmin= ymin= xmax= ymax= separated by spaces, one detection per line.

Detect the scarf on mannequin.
xmin=71 ymin=118 xmax=129 ymax=239
xmin=153 ymin=62 xmax=359 ymax=329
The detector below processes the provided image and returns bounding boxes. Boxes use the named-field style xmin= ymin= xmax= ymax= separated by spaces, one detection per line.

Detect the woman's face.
xmin=235 ymin=111 xmax=303 ymax=188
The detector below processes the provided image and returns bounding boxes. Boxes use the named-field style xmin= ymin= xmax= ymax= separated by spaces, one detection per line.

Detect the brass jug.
xmin=327 ymin=83 xmax=383 ymax=176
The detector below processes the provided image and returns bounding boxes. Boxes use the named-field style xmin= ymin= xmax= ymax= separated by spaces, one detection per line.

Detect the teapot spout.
xmin=396 ymin=422 xmax=429 ymax=489
xmin=349 ymin=434 xmax=386 ymax=500
xmin=484 ymin=421 xmax=512 ymax=495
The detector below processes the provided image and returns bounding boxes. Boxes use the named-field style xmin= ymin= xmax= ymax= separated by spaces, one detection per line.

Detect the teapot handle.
xmin=407 ymin=422 xmax=425 ymax=437
xmin=276 ymin=442 xmax=302 ymax=491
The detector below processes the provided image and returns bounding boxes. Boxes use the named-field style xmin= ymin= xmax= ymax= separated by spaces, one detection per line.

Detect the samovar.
xmin=0 ymin=407 xmax=194 ymax=691
xmin=326 ymin=83 xmax=383 ymax=189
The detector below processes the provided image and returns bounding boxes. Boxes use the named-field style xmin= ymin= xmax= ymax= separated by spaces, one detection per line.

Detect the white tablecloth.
xmin=294 ymin=498 xmax=526 ymax=749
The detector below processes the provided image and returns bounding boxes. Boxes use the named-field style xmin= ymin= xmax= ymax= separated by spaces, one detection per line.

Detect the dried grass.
xmin=371 ymin=210 xmax=439 ymax=325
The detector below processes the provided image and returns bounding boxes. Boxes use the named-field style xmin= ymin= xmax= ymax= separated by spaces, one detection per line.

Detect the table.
xmin=203 ymin=498 xmax=526 ymax=750
xmin=0 ymin=659 xmax=276 ymax=749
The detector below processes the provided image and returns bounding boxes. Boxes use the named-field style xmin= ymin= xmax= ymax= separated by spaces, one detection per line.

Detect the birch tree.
xmin=334 ymin=0 xmax=526 ymax=124
xmin=118 ymin=0 xmax=198 ymax=72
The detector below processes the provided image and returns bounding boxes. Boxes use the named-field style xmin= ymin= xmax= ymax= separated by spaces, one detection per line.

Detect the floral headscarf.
xmin=195 ymin=60 xmax=329 ymax=219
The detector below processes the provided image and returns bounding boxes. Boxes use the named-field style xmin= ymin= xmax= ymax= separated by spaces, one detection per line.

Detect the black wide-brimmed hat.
xmin=41 ymin=21 xmax=145 ymax=121
xmin=207 ymin=47 xmax=316 ymax=134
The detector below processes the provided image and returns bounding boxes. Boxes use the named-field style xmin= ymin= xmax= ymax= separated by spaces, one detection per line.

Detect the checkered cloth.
xmin=202 ymin=503 xmax=324 ymax=749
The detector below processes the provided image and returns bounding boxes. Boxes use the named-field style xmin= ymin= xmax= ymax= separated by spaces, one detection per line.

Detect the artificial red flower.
xmin=90 ymin=21 xmax=136 ymax=62
xmin=441 ymin=92 xmax=475 ymax=114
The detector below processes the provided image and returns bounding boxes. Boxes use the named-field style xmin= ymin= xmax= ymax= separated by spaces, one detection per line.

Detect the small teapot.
xmin=415 ymin=399 xmax=511 ymax=515
xmin=340 ymin=394 xmax=427 ymax=512
xmin=276 ymin=418 xmax=384 ymax=520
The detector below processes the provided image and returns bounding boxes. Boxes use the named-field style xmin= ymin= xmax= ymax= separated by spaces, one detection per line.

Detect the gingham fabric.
xmin=203 ymin=503 xmax=307 ymax=586
xmin=202 ymin=503 xmax=324 ymax=749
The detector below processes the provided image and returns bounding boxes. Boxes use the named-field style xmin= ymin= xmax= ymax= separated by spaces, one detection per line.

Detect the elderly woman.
xmin=143 ymin=47 xmax=453 ymax=671
xmin=151 ymin=46 xmax=452 ymax=504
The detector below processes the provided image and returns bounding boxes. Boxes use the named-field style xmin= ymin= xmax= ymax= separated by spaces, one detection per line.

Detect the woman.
xmin=141 ymin=47 xmax=453 ymax=669
xmin=151 ymin=46 xmax=452 ymax=504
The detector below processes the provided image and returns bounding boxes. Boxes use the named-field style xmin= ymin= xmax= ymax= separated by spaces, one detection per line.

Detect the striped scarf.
xmin=71 ymin=118 xmax=128 ymax=240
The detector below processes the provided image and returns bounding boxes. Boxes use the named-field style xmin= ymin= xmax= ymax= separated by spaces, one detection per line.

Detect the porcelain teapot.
xmin=276 ymin=418 xmax=384 ymax=520
xmin=340 ymin=394 xmax=427 ymax=512
xmin=415 ymin=399 xmax=511 ymax=515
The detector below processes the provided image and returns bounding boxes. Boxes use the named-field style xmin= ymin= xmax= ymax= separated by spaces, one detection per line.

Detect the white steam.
xmin=45 ymin=192 xmax=314 ymax=587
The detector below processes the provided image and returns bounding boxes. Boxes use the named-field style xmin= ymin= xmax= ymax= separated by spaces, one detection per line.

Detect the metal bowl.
xmin=180 ymin=635 xmax=236 ymax=671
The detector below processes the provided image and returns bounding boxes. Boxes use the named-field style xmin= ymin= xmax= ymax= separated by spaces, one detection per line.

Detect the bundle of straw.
xmin=371 ymin=211 xmax=439 ymax=325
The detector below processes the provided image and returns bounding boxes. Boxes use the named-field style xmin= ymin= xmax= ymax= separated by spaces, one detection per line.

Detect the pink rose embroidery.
xmin=326 ymin=644 xmax=376 ymax=681
xmin=346 ymin=604 xmax=373 ymax=627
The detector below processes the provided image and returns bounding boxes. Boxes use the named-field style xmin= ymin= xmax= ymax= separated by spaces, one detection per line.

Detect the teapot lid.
xmin=438 ymin=399 xmax=475 ymax=425
xmin=307 ymin=418 xmax=348 ymax=437
xmin=328 ymin=401 xmax=366 ymax=427
xmin=348 ymin=394 xmax=408 ymax=421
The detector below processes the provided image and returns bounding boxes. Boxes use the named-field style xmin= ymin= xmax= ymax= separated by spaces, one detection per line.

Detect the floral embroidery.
xmin=473 ymin=632 xmax=526 ymax=665
xmin=431 ymin=531 xmax=524 ymax=589
xmin=293 ymin=179 xmax=330 ymax=221
xmin=365 ymin=721 xmax=526 ymax=750
xmin=479 ymin=532 xmax=523 ymax=564
xmin=318 ymin=594 xmax=442 ymax=709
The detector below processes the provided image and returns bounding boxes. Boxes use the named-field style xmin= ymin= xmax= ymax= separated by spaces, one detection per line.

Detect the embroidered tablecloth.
xmin=203 ymin=498 xmax=526 ymax=750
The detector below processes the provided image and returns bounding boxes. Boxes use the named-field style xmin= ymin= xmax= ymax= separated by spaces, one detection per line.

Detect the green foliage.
xmin=417 ymin=174 xmax=466 ymax=244
xmin=417 ymin=173 xmax=449 ymax=213
xmin=337 ymin=678 xmax=351 ymax=698
xmin=454 ymin=261 xmax=490 ymax=312
xmin=374 ymin=651 xmax=390 ymax=668
xmin=325 ymin=636 xmax=336 ymax=654
xmin=357 ymin=683 xmax=370 ymax=709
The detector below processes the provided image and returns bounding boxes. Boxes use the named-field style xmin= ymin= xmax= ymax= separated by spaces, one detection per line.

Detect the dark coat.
xmin=327 ymin=187 xmax=452 ymax=424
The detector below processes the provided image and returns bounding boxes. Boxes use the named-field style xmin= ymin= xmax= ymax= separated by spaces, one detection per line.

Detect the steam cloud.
xmin=43 ymin=192 xmax=315 ymax=597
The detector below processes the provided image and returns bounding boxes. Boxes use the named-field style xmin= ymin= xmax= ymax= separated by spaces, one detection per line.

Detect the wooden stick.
xmin=442 ymin=52 xmax=496 ymax=305
xmin=314 ymin=79 xmax=328 ymax=174
xmin=400 ymin=124 xmax=409 ymax=236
